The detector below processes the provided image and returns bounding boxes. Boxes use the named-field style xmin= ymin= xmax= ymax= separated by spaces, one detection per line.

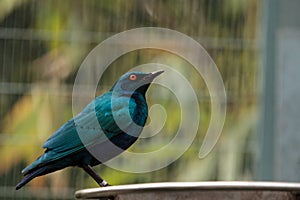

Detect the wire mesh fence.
xmin=0 ymin=0 xmax=260 ymax=199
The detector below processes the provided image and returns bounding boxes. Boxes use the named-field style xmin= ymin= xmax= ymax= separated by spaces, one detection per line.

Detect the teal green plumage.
xmin=16 ymin=70 xmax=163 ymax=190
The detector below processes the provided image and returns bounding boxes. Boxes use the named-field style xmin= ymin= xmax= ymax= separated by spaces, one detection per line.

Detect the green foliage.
xmin=0 ymin=0 xmax=260 ymax=197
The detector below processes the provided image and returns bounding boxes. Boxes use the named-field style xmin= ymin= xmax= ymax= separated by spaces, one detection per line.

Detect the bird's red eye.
xmin=129 ymin=74 xmax=137 ymax=81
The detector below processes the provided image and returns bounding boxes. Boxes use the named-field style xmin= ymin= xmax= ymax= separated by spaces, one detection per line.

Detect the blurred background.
xmin=0 ymin=0 xmax=299 ymax=199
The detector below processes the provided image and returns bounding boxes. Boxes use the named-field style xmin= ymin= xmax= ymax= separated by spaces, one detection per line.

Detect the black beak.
xmin=134 ymin=70 xmax=164 ymax=94
xmin=143 ymin=70 xmax=164 ymax=82
xmin=150 ymin=70 xmax=164 ymax=77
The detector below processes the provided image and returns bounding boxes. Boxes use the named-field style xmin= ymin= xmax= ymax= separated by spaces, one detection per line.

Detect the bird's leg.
xmin=80 ymin=165 xmax=110 ymax=187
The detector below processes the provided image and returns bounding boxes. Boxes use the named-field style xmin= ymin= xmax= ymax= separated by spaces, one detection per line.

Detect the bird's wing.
xmin=22 ymin=94 xmax=136 ymax=174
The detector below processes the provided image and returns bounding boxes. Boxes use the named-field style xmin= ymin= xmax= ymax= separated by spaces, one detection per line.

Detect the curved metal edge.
xmin=75 ymin=181 xmax=300 ymax=199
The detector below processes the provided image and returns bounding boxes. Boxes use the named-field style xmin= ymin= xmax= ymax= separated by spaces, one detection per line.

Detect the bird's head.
xmin=110 ymin=70 xmax=164 ymax=96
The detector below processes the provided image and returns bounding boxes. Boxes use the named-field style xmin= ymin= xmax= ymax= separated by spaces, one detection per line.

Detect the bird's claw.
xmin=100 ymin=180 xmax=111 ymax=187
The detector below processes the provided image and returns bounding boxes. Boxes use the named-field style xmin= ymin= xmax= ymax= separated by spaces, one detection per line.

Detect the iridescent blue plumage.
xmin=16 ymin=70 xmax=163 ymax=190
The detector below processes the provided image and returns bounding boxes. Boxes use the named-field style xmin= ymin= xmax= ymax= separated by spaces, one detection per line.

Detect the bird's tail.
xmin=16 ymin=166 xmax=47 ymax=190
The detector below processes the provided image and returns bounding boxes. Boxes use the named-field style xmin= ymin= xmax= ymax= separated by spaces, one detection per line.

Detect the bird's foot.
xmin=99 ymin=180 xmax=111 ymax=187
xmin=80 ymin=165 xmax=111 ymax=187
